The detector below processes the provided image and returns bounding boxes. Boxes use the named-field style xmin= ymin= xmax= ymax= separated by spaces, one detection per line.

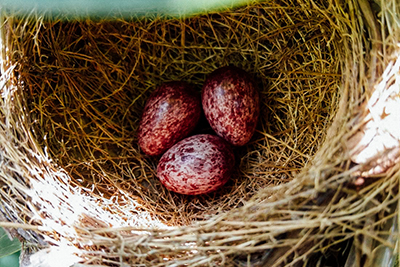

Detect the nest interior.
xmin=19 ymin=1 xmax=340 ymax=224
xmin=0 ymin=0 xmax=399 ymax=266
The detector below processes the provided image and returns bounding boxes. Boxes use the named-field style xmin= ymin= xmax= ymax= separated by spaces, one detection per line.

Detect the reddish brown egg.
xmin=202 ymin=66 xmax=260 ymax=146
xmin=157 ymin=134 xmax=235 ymax=195
xmin=138 ymin=81 xmax=201 ymax=156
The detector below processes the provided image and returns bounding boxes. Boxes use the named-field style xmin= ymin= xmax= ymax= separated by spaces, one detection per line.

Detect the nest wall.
xmin=0 ymin=0 xmax=399 ymax=266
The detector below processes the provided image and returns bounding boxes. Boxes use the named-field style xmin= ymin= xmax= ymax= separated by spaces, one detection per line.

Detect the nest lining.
xmin=0 ymin=0 xmax=399 ymax=266
xmin=17 ymin=0 xmax=341 ymax=225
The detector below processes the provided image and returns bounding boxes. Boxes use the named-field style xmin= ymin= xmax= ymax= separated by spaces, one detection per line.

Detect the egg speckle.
xmin=138 ymin=81 xmax=201 ymax=156
xmin=202 ymin=66 xmax=260 ymax=146
xmin=157 ymin=134 xmax=235 ymax=195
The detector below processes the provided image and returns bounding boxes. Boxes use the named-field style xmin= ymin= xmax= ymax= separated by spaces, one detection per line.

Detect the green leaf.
xmin=0 ymin=0 xmax=252 ymax=19
xmin=0 ymin=227 xmax=21 ymax=259
xmin=0 ymin=252 xmax=20 ymax=267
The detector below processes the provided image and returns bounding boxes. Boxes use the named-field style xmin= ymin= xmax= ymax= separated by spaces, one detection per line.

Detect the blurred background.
xmin=0 ymin=227 xmax=21 ymax=267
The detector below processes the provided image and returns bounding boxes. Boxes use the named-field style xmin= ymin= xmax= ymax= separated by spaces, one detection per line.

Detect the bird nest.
xmin=0 ymin=0 xmax=399 ymax=266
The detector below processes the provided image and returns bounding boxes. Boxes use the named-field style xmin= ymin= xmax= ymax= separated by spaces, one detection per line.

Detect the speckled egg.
xmin=202 ymin=66 xmax=260 ymax=146
xmin=157 ymin=134 xmax=235 ymax=195
xmin=138 ymin=81 xmax=201 ymax=156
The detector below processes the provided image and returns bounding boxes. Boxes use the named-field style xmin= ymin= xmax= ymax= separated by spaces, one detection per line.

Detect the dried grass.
xmin=0 ymin=0 xmax=399 ymax=266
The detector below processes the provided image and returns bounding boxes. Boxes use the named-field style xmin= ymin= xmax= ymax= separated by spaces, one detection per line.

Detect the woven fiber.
xmin=0 ymin=0 xmax=399 ymax=266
